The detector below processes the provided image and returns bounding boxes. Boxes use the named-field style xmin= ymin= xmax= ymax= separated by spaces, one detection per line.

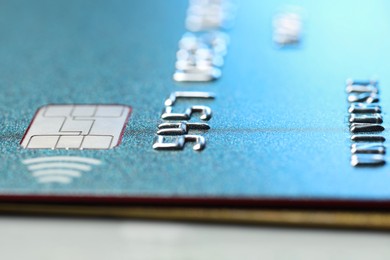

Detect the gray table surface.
xmin=0 ymin=217 xmax=389 ymax=260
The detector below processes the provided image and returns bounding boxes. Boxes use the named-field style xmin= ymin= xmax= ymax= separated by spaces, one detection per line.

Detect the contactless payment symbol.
xmin=21 ymin=104 xmax=131 ymax=150
xmin=22 ymin=156 xmax=102 ymax=184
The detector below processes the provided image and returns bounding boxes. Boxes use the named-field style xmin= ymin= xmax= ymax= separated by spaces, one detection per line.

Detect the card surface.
xmin=1 ymin=0 xmax=390 ymax=216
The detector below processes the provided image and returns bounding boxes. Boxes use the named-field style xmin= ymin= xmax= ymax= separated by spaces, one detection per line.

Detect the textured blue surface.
xmin=1 ymin=0 xmax=390 ymax=202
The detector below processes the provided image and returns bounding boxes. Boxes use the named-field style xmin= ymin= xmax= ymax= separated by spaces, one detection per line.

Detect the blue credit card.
xmin=1 ymin=0 xmax=390 ymax=213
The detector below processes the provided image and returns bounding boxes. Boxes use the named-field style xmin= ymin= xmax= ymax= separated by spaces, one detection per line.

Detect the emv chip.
xmin=21 ymin=105 xmax=131 ymax=150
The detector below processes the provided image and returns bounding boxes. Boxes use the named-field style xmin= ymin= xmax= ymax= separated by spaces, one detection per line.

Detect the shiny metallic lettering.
xmin=350 ymin=154 xmax=386 ymax=167
xmin=161 ymin=105 xmax=212 ymax=121
xmin=154 ymin=91 xmax=215 ymax=152
xmin=153 ymin=135 xmax=206 ymax=151
xmin=351 ymin=135 xmax=385 ymax=142
xmin=273 ymin=9 xmax=302 ymax=46
xmin=173 ymin=68 xmax=221 ymax=82
xmin=174 ymin=3 xmax=234 ymax=83
xmin=185 ymin=0 xmax=236 ymax=32
xmin=347 ymin=93 xmax=379 ymax=103
xmin=346 ymin=79 xmax=386 ymax=167
xmin=165 ymin=91 xmax=216 ymax=107
xmin=351 ymin=143 xmax=386 ymax=154
xmin=349 ymin=114 xmax=383 ymax=124
xmin=346 ymin=79 xmax=378 ymax=94
xmin=349 ymin=123 xmax=384 ymax=133
xmin=157 ymin=122 xmax=210 ymax=135
xmin=348 ymin=104 xmax=381 ymax=114
xmin=346 ymin=85 xmax=379 ymax=94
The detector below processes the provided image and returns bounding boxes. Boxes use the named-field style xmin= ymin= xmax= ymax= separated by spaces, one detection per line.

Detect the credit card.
xmin=2 ymin=0 xmax=390 ymax=228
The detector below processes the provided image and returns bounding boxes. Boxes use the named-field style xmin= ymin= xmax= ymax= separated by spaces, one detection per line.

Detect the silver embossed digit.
xmin=351 ymin=154 xmax=386 ymax=167
xmin=157 ymin=122 xmax=210 ymax=135
xmin=153 ymin=135 xmax=206 ymax=151
xmin=164 ymin=91 xmax=215 ymax=107
xmin=161 ymin=105 xmax=212 ymax=121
